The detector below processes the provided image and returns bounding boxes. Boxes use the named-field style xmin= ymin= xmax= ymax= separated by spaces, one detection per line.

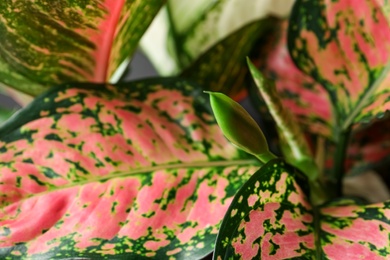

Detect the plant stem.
xmin=331 ymin=126 xmax=352 ymax=198
xmin=313 ymin=205 xmax=323 ymax=258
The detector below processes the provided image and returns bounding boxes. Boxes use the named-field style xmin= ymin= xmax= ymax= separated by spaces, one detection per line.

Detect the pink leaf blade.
xmin=320 ymin=199 xmax=390 ymax=259
xmin=214 ymin=159 xmax=315 ymax=259
xmin=0 ymin=78 xmax=259 ymax=259
xmin=257 ymin=20 xmax=333 ymax=138
xmin=288 ymin=0 xmax=390 ymax=128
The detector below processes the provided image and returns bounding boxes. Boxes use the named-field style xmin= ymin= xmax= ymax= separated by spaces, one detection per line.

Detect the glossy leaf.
xmin=0 ymin=78 xmax=260 ymax=259
xmin=288 ymin=0 xmax=390 ymax=129
xmin=0 ymin=0 xmax=164 ymax=95
xmin=215 ymin=160 xmax=390 ymax=259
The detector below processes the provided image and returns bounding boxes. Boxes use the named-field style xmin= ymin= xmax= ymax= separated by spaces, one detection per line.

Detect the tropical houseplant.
xmin=0 ymin=0 xmax=389 ymax=259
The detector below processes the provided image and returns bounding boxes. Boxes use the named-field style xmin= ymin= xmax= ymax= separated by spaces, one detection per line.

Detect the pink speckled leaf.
xmin=214 ymin=160 xmax=315 ymax=259
xmin=0 ymin=0 xmax=164 ymax=95
xmin=289 ymin=0 xmax=390 ymax=129
xmin=320 ymin=199 xmax=390 ymax=259
xmin=256 ymin=20 xmax=333 ymax=138
xmin=214 ymin=160 xmax=390 ymax=259
xmin=0 ymin=78 xmax=259 ymax=259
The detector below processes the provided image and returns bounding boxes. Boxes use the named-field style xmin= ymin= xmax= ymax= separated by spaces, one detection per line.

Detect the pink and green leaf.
xmin=288 ymin=0 xmax=390 ymax=129
xmin=214 ymin=160 xmax=390 ymax=259
xmin=255 ymin=20 xmax=333 ymax=138
xmin=0 ymin=0 xmax=165 ymax=96
xmin=320 ymin=199 xmax=390 ymax=258
xmin=214 ymin=160 xmax=314 ymax=259
xmin=0 ymin=79 xmax=260 ymax=259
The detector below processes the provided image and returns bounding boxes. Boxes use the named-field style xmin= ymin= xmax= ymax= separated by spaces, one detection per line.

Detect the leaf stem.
xmin=331 ymin=127 xmax=351 ymax=198
xmin=313 ymin=205 xmax=323 ymax=258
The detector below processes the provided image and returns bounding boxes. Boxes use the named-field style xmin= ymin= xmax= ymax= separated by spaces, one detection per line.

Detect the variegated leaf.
xmin=255 ymin=20 xmax=333 ymax=138
xmin=253 ymin=19 xmax=389 ymax=175
xmin=0 ymin=0 xmax=164 ymax=95
xmin=288 ymin=0 xmax=390 ymax=129
xmin=320 ymin=198 xmax=390 ymax=258
xmin=214 ymin=160 xmax=390 ymax=259
xmin=0 ymin=78 xmax=260 ymax=259
xmin=214 ymin=159 xmax=314 ymax=259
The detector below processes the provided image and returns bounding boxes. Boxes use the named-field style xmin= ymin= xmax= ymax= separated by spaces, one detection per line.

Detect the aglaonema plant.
xmin=1 ymin=0 xmax=390 ymax=259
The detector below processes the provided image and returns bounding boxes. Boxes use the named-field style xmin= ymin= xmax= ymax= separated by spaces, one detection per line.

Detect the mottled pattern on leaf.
xmin=321 ymin=199 xmax=390 ymax=259
xmin=0 ymin=0 xmax=164 ymax=95
xmin=107 ymin=0 xmax=164 ymax=79
xmin=0 ymin=79 xmax=259 ymax=259
xmin=214 ymin=159 xmax=315 ymax=259
xmin=215 ymin=160 xmax=390 ymax=258
xmin=257 ymin=21 xmax=332 ymax=138
xmin=289 ymin=0 xmax=390 ymax=127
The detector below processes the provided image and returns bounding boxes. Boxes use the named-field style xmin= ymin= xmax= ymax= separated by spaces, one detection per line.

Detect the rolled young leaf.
xmin=207 ymin=91 xmax=276 ymax=164
xmin=0 ymin=78 xmax=260 ymax=259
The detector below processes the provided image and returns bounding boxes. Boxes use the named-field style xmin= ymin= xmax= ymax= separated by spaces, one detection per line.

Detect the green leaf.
xmin=288 ymin=0 xmax=390 ymax=130
xmin=214 ymin=160 xmax=390 ymax=259
xmin=207 ymin=91 xmax=276 ymax=164
xmin=0 ymin=78 xmax=260 ymax=259
xmin=181 ymin=20 xmax=270 ymax=99
xmin=0 ymin=0 xmax=165 ymax=95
